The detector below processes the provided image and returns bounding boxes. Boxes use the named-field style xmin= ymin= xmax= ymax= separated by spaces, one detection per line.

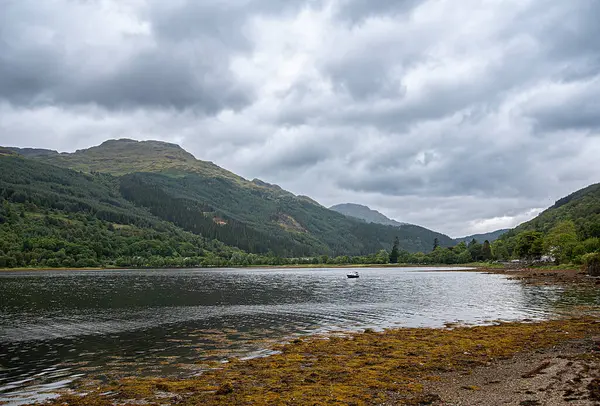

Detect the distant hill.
xmin=4 ymin=139 xmax=455 ymax=257
xmin=455 ymin=229 xmax=509 ymax=244
xmin=329 ymin=203 xmax=454 ymax=248
xmin=330 ymin=203 xmax=406 ymax=227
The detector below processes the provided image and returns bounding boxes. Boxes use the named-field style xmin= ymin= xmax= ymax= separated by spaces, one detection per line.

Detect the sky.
xmin=1 ymin=0 xmax=600 ymax=238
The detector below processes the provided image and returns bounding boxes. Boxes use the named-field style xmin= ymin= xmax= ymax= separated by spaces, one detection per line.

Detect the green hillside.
xmin=0 ymin=155 xmax=240 ymax=268
xmin=509 ymin=183 xmax=600 ymax=237
xmin=6 ymin=139 xmax=453 ymax=257
xmin=493 ymin=183 xmax=600 ymax=263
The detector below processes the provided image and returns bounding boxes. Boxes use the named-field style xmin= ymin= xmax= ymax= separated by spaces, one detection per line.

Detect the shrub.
xmin=582 ymin=252 xmax=600 ymax=276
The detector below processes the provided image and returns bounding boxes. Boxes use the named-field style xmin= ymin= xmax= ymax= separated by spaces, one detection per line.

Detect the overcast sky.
xmin=1 ymin=0 xmax=599 ymax=237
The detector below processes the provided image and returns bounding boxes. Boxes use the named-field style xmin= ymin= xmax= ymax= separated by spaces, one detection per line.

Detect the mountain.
xmin=454 ymin=229 xmax=509 ymax=244
xmin=3 ymin=139 xmax=455 ymax=259
xmin=330 ymin=203 xmax=407 ymax=227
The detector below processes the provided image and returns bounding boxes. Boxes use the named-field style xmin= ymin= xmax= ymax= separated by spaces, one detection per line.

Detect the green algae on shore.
xmin=47 ymin=318 xmax=600 ymax=406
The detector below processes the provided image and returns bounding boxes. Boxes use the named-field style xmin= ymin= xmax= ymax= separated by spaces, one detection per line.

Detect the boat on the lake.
xmin=347 ymin=271 xmax=359 ymax=278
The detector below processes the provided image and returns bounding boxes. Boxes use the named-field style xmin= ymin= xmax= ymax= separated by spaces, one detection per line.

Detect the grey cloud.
xmin=528 ymin=94 xmax=600 ymax=133
xmin=532 ymin=0 xmax=600 ymax=73
xmin=314 ymin=1 xmax=600 ymax=135
xmin=335 ymin=0 xmax=423 ymax=23
xmin=0 ymin=1 xmax=255 ymax=111
xmin=63 ymin=46 xmax=252 ymax=112
xmin=150 ymin=0 xmax=316 ymax=44
xmin=324 ymin=53 xmax=409 ymax=101
xmin=334 ymin=130 xmax=582 ymax=200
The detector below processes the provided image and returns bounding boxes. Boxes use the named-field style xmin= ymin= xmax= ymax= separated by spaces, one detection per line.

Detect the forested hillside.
xmin=4 ymin=139 xmax=453 ymax=259
xmin=491 ymin=183 xmax=600 ymax=264
xmin=0 ymin=155 xmax=239 ymax=268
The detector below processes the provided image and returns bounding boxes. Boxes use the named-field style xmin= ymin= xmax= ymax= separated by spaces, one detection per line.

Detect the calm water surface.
xmin=0 ymin=267 xmax=598 ymax=404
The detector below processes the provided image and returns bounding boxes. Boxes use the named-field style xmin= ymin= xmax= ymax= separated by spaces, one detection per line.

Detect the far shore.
xmin=0 ymin=262 xmax=508 ymax=272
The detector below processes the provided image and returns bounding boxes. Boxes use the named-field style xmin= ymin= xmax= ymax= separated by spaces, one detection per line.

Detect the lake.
xmin=0 ymin=267 xmax=596 ymax=404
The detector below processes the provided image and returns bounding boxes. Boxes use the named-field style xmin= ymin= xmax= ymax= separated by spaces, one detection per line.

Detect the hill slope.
xmin=6 ymin=140 xmax=455 ymax=255
xmin=330 ymin=203 xmax=407 ymax=227
xmin=493 ymin=183 xmax=600 ymax=263
xmin=504 ymin=183 xmax=600 ymax=239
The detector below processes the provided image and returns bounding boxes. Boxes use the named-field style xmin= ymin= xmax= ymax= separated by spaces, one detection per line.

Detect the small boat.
xmin=347 ymin=271 xmax=359 ymax=279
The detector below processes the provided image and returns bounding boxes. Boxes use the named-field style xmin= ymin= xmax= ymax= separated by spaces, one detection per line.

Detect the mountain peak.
xmin=23 ymin=138 xmax=246 ymax=182
xmin=330 ymin=203 xmax=407 ymax=227
xmin=83 ymin=138 xmax=195 ymax=161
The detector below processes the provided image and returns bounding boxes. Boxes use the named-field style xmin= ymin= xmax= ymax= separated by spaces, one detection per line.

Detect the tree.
xmin=433 ymin=238 xmax=439 ymax=251
xmin=468 ymin=241 xmax=483 ymax=261
xmin=481 ymin=240 xmax=492 ymax=261
xmin=389 ymin=237 xmax=400 ymax=263
xmin=543 ymin=220 xmax=577 ymax=264
xmin=491 ymin=239 xmax=510 ymax=261
xmin=515 ymin=231 xmax=544 ymax=260
xmin=583 ymin=253 xmax=600 ymax=276
xmin=375 ymin=249 xmax=389 ymax=264
xmin=457 ymin=249 xmax=472 ymax=264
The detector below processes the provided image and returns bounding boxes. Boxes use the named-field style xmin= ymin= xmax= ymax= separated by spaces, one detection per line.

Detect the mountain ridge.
xmin=4 ymin=139 xmax=455 ymax=255
xmin=330 ymin=203 xmax=407 ymax=227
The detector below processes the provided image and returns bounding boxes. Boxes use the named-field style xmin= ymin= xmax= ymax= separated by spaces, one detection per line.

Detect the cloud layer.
xmin=1 ymin=0 xmax=600 ymax=237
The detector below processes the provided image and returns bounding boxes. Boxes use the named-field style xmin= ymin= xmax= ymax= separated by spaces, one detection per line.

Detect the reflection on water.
xmin=0 ymin=267 xmax=598 ymax=404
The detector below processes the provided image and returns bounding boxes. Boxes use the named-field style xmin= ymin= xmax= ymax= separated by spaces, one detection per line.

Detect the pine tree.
xmin=481 ymin=240 xmax=492 ymax=261
xmin=433 ymin=238 xmax=439 ymax=251
xmin=389 ymin=236 xmax=400 ymax=263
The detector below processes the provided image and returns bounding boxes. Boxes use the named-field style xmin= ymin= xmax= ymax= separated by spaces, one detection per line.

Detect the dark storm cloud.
xmin=0 ymin=0 xmax=264 ymax=111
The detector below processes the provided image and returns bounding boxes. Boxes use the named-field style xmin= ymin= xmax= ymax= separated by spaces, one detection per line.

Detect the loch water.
xmin=1 ymin=267 xmax=598 ymax=404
